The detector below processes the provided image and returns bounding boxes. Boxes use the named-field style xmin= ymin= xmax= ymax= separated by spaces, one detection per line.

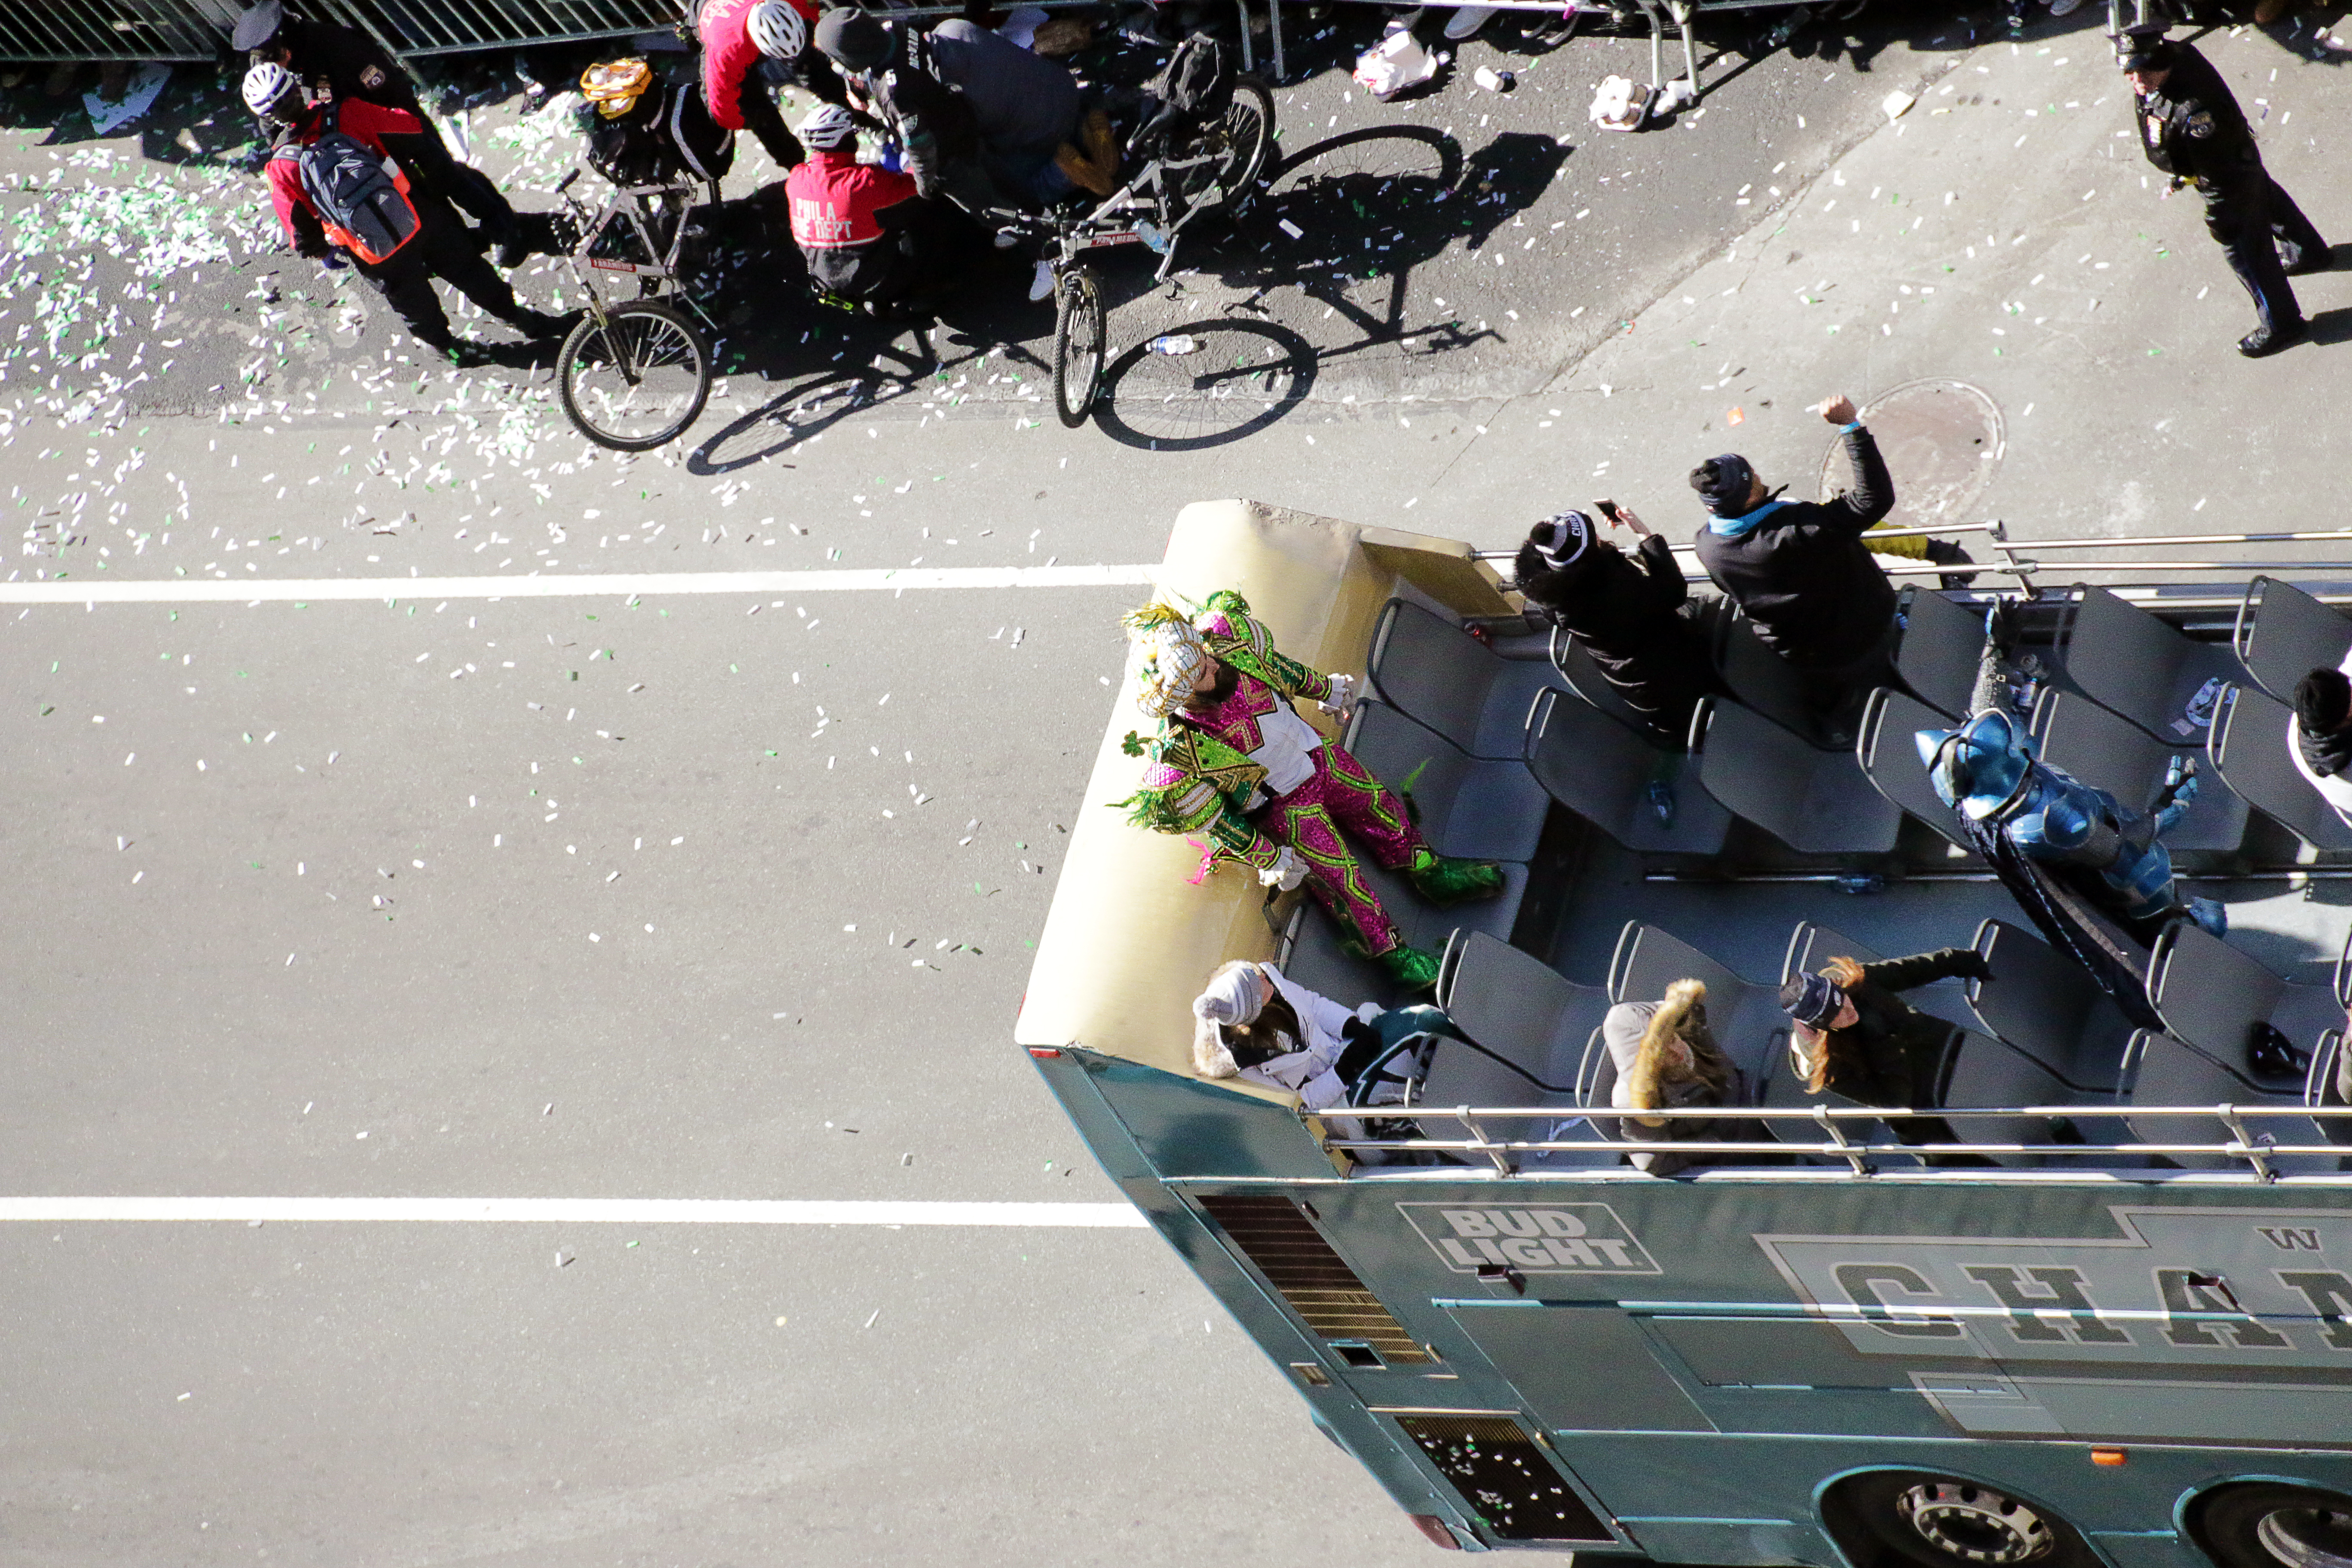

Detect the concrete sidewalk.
xmin=1412 ymin=20 xmax=2352 ymax=559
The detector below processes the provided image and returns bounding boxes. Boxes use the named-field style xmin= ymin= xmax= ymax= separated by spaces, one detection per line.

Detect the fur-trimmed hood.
xmin=1625 ymin=979 xmax=1727 ymax=1122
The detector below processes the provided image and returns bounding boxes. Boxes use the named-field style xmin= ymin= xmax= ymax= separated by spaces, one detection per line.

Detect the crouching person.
xmin=1600 ymin=980 xmax=1742 ymax=1174
xmin=786 ymin=105 xmax=983 ymax=318
xmin=1191 ymin=959 xmax=1467 ymax=1161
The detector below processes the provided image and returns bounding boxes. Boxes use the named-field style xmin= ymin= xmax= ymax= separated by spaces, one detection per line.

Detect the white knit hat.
xmin=1191 ymin=960 xmax=1270 ymax=1078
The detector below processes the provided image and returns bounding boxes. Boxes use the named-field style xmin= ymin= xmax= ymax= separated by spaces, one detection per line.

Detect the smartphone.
xmin=1592 ymin=499 xmax=1623 ymax=524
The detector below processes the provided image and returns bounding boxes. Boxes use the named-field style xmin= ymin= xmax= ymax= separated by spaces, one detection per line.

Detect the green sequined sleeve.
xmin=1200 ymin=589 xmax=1334 ymax=703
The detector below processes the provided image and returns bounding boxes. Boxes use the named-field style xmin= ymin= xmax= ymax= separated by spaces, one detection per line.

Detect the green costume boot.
xmin=1408 ymin=847 xmax=1505 ymax=908
xmin=1337 ymin=929 xmax=1443 ymax=993
xmin=1377 ymin=943 xmax=1442 ymax=992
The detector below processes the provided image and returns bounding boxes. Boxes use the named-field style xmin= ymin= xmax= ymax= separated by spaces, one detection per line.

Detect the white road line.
xmin=0 ymin=1197 xmax=1150 ymax=1227
xmin=0 ymin=564 xmax=1159 ymax=606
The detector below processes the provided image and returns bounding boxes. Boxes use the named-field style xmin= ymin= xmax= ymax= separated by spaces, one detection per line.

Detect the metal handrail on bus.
xmin=1319 ymin=1102 xmax=2352 ymax=1181
xmin=1476 ymin=524 xmax=2352 ymax=598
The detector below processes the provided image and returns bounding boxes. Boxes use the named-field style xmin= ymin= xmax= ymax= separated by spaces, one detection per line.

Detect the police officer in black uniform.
xmin=2121 ymin=22 xmax=2328 ymax=358
xmin=232 ymin=1 xmax=528 ymax=267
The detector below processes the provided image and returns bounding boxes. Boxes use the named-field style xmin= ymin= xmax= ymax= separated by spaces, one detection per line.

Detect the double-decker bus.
xmin=1018 ymin=500 xmax=2352 ymax=1565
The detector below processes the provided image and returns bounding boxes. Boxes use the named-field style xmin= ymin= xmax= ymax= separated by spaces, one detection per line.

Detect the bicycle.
xmin=981 ymin=73 xmax=1275 ymax=428
xmin=549 ymin=165 xmax=722 ymax=451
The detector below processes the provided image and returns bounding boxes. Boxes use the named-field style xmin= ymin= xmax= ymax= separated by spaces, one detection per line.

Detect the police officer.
xmin=232 ymin=1 xmax=527 ymax=267
xmin=2121 ymin=22 xmax=2328 ymax=358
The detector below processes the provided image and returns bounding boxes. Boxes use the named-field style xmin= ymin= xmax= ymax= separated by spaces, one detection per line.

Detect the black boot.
xmin=1926 ymin=538 xmax=1979 ymax=589
xmin=2240 ymin=318 xmax=2308 ymax=358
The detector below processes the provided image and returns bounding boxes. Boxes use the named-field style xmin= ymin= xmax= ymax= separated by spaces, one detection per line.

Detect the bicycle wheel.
xmin=1052 ymin=266 xmax=1106 ymax=429
xmin=557 ymin=299 xmax=711 ymax=451
xmin=1214 ymin=77 xmax=1276 ymax=216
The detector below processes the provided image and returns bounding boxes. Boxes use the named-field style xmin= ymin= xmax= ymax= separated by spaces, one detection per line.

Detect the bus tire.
xmin=1828 ymin=1471 xmax=2097 ymax=1568
xmin=2194 ymin=1484 xmax=2352 ymax=1568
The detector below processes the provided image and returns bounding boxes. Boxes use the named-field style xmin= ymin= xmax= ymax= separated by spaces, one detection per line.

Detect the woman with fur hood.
xmin=1513 ymin=506 xmax=1721 ymax=750
xmin=1600 ymin=979 xmax=1741 ymax=1174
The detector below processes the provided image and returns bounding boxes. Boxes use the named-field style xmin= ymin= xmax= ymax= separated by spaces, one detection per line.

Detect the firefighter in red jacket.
xmin=697 ymin=0 xmax=855 ymax=171
xmin=248 ymin=64 xmax=571 ymax=365
xmin=784 ymin=105 xmax=981 ymax=316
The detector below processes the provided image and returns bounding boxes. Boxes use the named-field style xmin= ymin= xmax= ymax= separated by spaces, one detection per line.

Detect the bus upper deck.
xmin=1014 ymin=499 xmax=2352 ymax=1562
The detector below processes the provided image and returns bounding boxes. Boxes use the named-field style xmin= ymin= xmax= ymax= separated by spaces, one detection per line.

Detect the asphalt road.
xmin=4 ymin=3 xmax=2349 ymax=1563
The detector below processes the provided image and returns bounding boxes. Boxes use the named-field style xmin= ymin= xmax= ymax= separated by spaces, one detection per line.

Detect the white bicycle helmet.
xmin=242 ymin=59 xmax=303 ymax=120
xmin=747 ymin=0 xmax=808 ymax=60
xmin=797 ymin=103 xmax=856 ymax=150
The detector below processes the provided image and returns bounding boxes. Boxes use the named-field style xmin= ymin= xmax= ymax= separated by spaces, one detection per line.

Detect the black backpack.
xmin=1148 ymin=33 xmax=1235 ymax=126
xmin=275 ymin=106 xmax=420 ymax=263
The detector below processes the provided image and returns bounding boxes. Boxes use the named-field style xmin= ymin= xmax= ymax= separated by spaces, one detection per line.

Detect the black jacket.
xmin=2135 ymin=43 xmax=2263 ymax=190
xmin=271 ymin=16 xmax=419 ymax=117
xmin=853 ymin=29 xmax=983 ymax=204
xmin=1808 ymin=947 xmax=1991 ymax=1108
xmin=1516 ymin=532 xmax=1717 ymax=742
xmin=1692 ymin=425 xmax=1896 ymax=669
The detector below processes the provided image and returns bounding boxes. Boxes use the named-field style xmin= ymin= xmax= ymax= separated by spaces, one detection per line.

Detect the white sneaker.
xmin=2048 ymin=0 xmax=2082 ymax=13
xmin=1442 ymin=5 xmax=1496 ymax=40
xmin=1029 ymin=259 xmax=1056 ymax=302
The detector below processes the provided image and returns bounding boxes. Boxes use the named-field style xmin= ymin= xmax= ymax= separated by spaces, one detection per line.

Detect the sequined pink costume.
xmin=1174 ymin=666 xmax=1428 ymax=956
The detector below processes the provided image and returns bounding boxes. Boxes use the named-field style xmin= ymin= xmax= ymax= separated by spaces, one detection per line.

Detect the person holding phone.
xmin=1514 ymin=502 xmax=1721 ymax=749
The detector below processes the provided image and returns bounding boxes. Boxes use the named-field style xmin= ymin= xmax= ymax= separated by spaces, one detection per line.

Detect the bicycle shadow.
xmin=1092 ymin=317 xmax=1317 ymax=451
xmin=1225 ymin=124 xmax=1561 ymax=352
xmin=683 ymin=337 xmax=950 ymax=475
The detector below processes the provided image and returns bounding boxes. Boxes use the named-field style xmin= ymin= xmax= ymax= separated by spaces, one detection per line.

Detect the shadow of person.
xmin=2304 ymin=305 xmax=2352 ymax=347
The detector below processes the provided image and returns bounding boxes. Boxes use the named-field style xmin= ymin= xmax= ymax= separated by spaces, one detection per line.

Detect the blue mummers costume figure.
xmin=1916 ymin=707 xmax=2222 ymax=1020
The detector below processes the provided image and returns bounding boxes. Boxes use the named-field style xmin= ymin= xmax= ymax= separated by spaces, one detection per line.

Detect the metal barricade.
xmin=0 ymin=0 xmax=224 ymax=62
xmin=304 ymin=0 xmax=689 ymax=59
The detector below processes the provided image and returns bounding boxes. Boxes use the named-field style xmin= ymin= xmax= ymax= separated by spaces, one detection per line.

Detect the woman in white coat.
xmin=1189 ymin=960 xmax=1467 ymax=1157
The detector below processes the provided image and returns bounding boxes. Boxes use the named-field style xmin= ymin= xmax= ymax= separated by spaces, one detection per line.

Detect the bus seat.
xmin=2207 ymin=681 xmax=2352 ymax=855
xmin=2148 ymin=920 xmax=2346 ymax=1079
xmin=1893 ymin=584 xmax=1988 ymax=721
xmin=1425 ymin=931 xmax=1606 ymax=1110
xmin=2029 ymin=687 xmax=2249 ymax=858
xmin=1691 ymin=696 xmax=1903 ymax=858
xmin=1346 ymin=699 xmax=1548 ymax=865
xmin=1857 ymin=688 xmax=1978 ymax=855
xmin=1712 ymin=606 xmax=1822 ymax=742
xmin=2234 ymin=575 xmax=2352 ymax=707
xmin=1965 ymin=919 xmax=2135 ymax=1094
xmin=2120 ymin=1029 xmax=2342 ymax=1173
xmin=2056 ymin=584 xmax=2241 ymax=745
xmin=1524 ymin=687 xmax=1731 ymax=857
xmin=1366 ymin=597 xmax=1565 ymax=762
xmin=1546 ymin=623 xmax=1651 ymax=732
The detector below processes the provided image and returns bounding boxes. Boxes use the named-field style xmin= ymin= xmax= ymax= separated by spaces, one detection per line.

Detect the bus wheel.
xmin=1831 ymin=1472 xmax=2092 ymax=1568
xmin=2197 ymin=1485 xmax=2352 ymax=1568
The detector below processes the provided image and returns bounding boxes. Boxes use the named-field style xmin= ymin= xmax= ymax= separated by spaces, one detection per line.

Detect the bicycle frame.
xmin=995 ymin=128 xmax=1250 ymax=285
xmin=555 ymin=172 xmax=723 ymax=334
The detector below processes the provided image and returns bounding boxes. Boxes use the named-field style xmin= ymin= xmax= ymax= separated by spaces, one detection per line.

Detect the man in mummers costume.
xmin=1116 ymin=592 xmax=1504 ymax=991
xmin=1914 ymin=615 xmax=2223 ymax=1017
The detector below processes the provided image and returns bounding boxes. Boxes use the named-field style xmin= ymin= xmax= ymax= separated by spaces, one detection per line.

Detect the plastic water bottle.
xmin=1146 ymin=334 xmax=1198 ymax=356
xmin=1133 ymin=220 xmax=1170 ymax=254
xmin=2183 ymin=677 xmax=2224 ymax=730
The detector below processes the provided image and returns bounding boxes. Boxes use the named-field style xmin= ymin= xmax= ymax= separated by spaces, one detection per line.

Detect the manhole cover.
xmin=1818 ymin=378 xmax=2005 ymax=530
